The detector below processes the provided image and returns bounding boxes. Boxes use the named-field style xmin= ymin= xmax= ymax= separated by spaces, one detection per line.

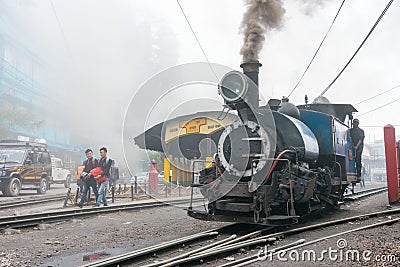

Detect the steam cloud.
xmin=240 ymin=0 xmax=285 ymax=62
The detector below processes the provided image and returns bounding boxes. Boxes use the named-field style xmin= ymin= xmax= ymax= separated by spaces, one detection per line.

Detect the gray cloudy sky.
xmin=156 ymin=0 xmax=399 ymax=134
xmin=154 ymin=0 xmax=400 ymax=141
xmin=2 ymin=0 xmax=399 ymax=163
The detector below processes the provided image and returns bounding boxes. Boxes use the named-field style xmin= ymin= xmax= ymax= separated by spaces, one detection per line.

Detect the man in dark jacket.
xmin=78 ymin=149 xmax=99 ymax=208
xmin=109 ymin=160 xmax=119 ymax=189
xmin=93 ymin=147 xmax=112 ymax=207
xmin=350 ymin=118 xmax=365 ymax=179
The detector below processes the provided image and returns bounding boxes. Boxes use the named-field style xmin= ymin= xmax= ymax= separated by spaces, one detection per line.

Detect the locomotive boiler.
xmin=187 ymin=61 xmax=359 ymax=225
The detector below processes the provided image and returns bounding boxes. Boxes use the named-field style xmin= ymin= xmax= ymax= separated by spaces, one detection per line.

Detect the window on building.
xmin=4 ymin=46 xmax=16 ymax=66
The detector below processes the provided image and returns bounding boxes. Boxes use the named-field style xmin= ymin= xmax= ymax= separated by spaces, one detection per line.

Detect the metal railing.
xmin=188 ymin=159 xmax=216 ymax=210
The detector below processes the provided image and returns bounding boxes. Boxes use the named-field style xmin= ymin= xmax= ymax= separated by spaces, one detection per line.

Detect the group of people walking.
xmin=77 ymin=147 xmax=113 ymax=207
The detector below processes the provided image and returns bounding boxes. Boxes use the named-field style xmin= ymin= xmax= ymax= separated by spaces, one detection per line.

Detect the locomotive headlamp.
xmin=219 ymin=71 xmax=248 ymax=103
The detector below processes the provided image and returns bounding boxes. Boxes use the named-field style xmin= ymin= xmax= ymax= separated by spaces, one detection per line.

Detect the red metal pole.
xmin=383 ymin=125 xmax=399 ymax=204
xmin=149 ymin=160 xmax=159 ymax=194
xmin=397 ymin=141 xmax=400 ymax=192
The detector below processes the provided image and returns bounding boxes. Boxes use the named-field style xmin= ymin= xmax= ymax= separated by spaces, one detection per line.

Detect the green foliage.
xmin=0 ymin=104 xmax=45 ymax=139
xmin=146 ymin=150 xmax=164 ymax=171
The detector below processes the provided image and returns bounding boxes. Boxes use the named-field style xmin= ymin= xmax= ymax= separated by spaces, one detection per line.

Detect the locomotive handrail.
xmin=188 ymin=159 xmax=216 ymax=211
xmin=335 ymin=161 xmax=342 ymax=178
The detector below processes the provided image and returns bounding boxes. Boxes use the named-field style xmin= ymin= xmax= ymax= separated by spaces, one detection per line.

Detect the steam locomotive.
xmin=187 ymin=61 xmax=360 ymax=225
xmin=132 ymin=60 xmax=361 ymax=225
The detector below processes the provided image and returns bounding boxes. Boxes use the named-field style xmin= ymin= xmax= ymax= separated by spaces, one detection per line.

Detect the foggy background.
xmin=1 ymin=0 xmax=399 ymax=172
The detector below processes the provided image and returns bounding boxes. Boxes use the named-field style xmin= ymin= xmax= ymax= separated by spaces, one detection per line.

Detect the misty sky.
xmin=2 ymin=0 xmax=399 ymax=165
xmin=160 ymin=0 xmax=400 ymax=141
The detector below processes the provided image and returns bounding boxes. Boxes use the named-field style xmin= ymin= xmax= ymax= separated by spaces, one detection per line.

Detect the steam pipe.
xmin=265 ymin=150 xmax=297 ymax=182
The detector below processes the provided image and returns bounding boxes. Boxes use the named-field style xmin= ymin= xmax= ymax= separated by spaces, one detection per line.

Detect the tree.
xmin=0 ymin=102 xmax=44 ymax=139
xmin=146 ymin=150 xmax=164 ymax=171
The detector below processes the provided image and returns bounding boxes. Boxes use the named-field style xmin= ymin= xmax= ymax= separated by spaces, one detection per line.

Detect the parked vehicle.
xmin=159 ymin=170 xmax=172 ymax=184
xmin=0 ymin=140 xmax=52 ymax=197
xmin=159 ymin=171 xmax=164 ymax=184
xmin=132 ymin=172 xmax=149 ymax=185
xmin=130 ymin=171 xmax=170 ymax=186
xmin=51 ymin=157 xmax=72 ymax=188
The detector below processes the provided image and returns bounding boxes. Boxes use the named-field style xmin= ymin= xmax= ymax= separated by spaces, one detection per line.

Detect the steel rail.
xmin=140 ymin=227 xmax=275 ymax=267
xmin=148 ymin=208 xmax=400 ymax=267
xmin=81 ymin=231 xmax=219 ymax=267
xmin=0 ymin=198 xmax=200 ymax=230
xmin=159 ymin=238 xmax=271 ymax=267
xmin=199 ymin=227 xmax=274 ymax=254
xmin=160 ymin=210 xmax=399 ymax=267
xmin=219 ymin=239 xmax=306 ymax=267
xmin=0 ymin=195 xmax=66 ymax=210
xmin=141 ymin=234 xmax=238 ymax=267
xmin=79 ymin=224 xmax=240 ymax=267
xmin=343 ymin=186 xmax=387 ymax=197
xmin=80 ymin=207 xmax=400 ymax=266
xmin=343 ymin=187 xmax=387 ymax=201
xmin=227 ymin=217 xmax=400 ymax=266
xmin=221 ymin=208 xmax=400 ymax=266
xmin=225 ymin=207 xmax=400 ymax=245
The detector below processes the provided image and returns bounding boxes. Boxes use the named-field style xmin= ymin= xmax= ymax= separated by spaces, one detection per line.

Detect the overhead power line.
xmin=357 ymin=97 xmax=400 ymax=117
xmin=50 ymin=0 xmax=74 ymax=61
xmin=319 ymin=0 xmax=394 ymax=97
xmin=287 ymin=0 xmax=346 ymax=98
xmin=362 ymin=125 xmax=400 ymax=127
xmin=176 ymin=0 xmax=219 ymax=81
xmin=355 ymin=83 xmax=400 ymax=105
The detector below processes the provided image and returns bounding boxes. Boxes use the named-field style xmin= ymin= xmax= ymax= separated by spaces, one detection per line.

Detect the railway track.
xmin=79 ymin=223 xmax=275 ymax=267
xmin=222 ymin=208 xmax=400 ymax=267
xmin=0 ymin=186 xmax=385 ymax=211
xmin=0 ymin=194 xmax=67 ymax=210
xmin=87 ymin=207 xmax=400 ymax=267
xmin=0 ymin=197 xmax=199 ymax=230
xmin=343 ymin=186 xmax=387 ymax=201
xmin=81 ymin=186 xmax=392 ymax=267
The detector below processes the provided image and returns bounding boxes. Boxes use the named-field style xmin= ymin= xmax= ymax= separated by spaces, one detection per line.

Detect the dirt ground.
xmin=248 ymin=191 xmax=400 ymax=267
xmin=0 ymin=204 xmax=226 ymax=267
xmin=0 ymin=182 xmax=398 ymax=267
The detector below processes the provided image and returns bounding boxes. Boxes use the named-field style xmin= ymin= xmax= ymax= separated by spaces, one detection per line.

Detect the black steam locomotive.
xmin=133 ymin=60 xmax=361 ymax=225
xmin=187 ymin=61 xmax=360 ymax=225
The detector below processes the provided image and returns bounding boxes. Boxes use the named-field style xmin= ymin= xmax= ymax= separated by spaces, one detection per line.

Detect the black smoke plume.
xmin=240 ymin=0 xmax=285 ymax=62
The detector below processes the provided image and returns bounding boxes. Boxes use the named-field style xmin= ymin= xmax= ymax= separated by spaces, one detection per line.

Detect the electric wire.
xmin=362 ymin=125 xmax=400 ymax=127
xmin=355 ymin=83 xmax=400 ymax=105
xmin=357 ymin=97 xmax=400 ymax=117
xmin=49 ymin=0 xmax=81 ymax=109
xmin=319 ymin=0 xmax=394 ymax=97
xmin=287 ymin=0 xmax=346 ymax=98
xmin=49 ymin=0 xmax=74 ymax=61
xmin=176 ymin=0 xmax=219 ymax=81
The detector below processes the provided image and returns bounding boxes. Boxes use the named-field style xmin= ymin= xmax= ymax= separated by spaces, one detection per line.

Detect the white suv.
xmin=51 ymin=157 xmax=72 ymax=188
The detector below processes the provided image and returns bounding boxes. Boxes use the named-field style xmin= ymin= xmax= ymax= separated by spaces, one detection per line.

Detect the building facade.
xmin=0 ymin=2 xmax=80 ymax=164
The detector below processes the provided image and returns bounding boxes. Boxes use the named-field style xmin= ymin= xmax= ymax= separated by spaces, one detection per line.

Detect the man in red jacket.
xmin=77 ymin=149 xmax=99 ymax=208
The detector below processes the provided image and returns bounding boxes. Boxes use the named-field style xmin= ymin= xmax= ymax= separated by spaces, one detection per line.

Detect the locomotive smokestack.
xmin=240 ymin=60 xmax=262 ymax=86
xmin=240 ymin=60 xmax=262 ymax=108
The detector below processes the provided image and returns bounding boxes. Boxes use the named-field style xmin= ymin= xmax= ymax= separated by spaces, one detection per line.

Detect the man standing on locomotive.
xmin=350 ymin=118 xmax=365 ymax=180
